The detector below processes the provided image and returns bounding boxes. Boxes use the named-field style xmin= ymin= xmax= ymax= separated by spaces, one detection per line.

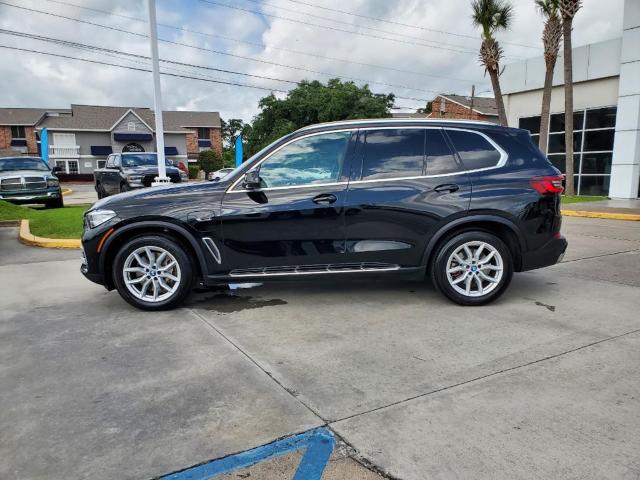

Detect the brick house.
xmin=429 ymin=94 xmax=499 ymax=122
xmin=0 ymin=105 xmax=222 ymax=178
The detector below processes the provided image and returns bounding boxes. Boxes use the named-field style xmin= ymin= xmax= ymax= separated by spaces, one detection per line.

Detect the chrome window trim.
xmin=227 ymin=128 xmax=354 ymax=193
xmin=227 ymin=126 xmax=507 ymax=192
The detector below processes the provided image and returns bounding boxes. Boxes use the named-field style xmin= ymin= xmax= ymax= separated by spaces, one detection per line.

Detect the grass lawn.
xmin=0 ymin=200 xmax=88 ymax=238
xmin=561 ymin=195 xmax=608 ymax=204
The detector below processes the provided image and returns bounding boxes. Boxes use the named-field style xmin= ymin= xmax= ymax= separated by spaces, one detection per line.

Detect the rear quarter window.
xmin=445 ymin=129 xmax=502 ymax=170
xmin=360 ymin=129 xmax=425 ymax=180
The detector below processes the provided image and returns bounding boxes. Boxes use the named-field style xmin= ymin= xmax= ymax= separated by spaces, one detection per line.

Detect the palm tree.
xmin=559 ymin=0 xmax=582 ymax=195
xmin=536 ymin=0 xmax=562 ymax=154
xmin=471 ymin=0 xmax=513 ymax=126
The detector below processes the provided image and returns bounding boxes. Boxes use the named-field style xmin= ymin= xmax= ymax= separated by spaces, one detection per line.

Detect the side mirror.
xmin=243 ymin=170 xmax=261 ymax=189
xmin=52 ymin=166 xmax=62 ymax=173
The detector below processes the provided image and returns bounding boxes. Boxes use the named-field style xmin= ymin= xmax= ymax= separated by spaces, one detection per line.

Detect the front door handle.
xmin=312 ymin=193 xmax=337 ymax=205
xmin=434 ymin=183 xmax=459 ymax=193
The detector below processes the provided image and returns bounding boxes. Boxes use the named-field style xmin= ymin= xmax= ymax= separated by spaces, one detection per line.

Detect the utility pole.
xmin=147 ymin=0 xmax=169 ymax=186
xmin=469 ymin=84 xmax=475 ymax=118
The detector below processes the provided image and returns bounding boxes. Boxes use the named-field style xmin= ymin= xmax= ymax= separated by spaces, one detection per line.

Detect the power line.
xmin=279 ymin=0 xmax=541 ymax=50
xmin=0 ymin=29 xmax=432 ymax=103
xmin=0 ymin=44 xmax=426 ymax=109
xmin=43 ymin=0 xmax=476 ymax=84
xmin=0 ymin=44 xmax=289 ymax=93
xmin=0 ymin=1 xmax=442 ymax=96
xmin=236 ymin=0 xmax=479 ymax=52
xmin=198 ymin=0 xmax=494 ymax=57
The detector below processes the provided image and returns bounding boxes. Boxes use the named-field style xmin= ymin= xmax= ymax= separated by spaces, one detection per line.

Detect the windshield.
xmin=121 ymin=154 xmax=173 ymax=168
xmin=0 ymin=157 xmax=49 ymax=172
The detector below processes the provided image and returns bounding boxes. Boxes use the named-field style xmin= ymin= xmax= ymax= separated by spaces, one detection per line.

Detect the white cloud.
xmin=0 ymin=0 xmax=625 ymax=122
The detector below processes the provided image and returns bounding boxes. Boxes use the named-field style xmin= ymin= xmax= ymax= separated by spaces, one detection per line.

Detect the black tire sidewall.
xmin=431 ymin=231 xmax=513 ymax=306
xmin=112 ymin=235 xmax=194 ymax=310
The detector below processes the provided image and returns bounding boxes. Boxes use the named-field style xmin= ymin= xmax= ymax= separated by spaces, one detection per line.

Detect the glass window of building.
xmin=518 ymin=106 xmax=616 ymax=195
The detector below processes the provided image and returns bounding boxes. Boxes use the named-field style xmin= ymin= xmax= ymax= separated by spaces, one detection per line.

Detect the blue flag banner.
xmin=235 ymin=135 xmax=243 ymax=167
xmin=41 ymin=128 xmax=49 ymax=163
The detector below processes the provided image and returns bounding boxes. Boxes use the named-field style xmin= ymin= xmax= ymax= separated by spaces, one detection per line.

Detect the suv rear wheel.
xmin=431 ymin=231 xmax=513 ymax=306
xmin=112 ymin=235 xmax=194 ymax=310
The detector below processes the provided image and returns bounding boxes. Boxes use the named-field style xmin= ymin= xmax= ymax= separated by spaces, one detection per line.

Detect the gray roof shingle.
xmin=0 ymin=108 xmax=51 ymax=125
xmin=35 ymin=104 xmax=220 ymax=131
xmin=441 ymin=95 xmax=498 ymax=116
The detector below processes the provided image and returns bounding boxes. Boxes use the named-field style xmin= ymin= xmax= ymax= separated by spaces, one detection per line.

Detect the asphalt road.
xmin=1 ymin=217 xmax=639 ymax=480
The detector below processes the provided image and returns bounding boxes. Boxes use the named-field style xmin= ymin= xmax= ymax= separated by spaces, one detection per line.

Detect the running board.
xmin=229 ymin=262 xmax=401 ymax=277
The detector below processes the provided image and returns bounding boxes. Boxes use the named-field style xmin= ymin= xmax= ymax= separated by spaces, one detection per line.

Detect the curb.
xmin=561 ymin=209 xmax=640 ymax=221
xmin=18 ymin=219 xmax=81 ymax=249
xmin=61 ymin=188 xmax=73 ymax=196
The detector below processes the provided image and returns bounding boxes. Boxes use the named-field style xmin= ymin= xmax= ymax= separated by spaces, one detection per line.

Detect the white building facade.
xmin=501 ymin=0 xmax=639 ymax=198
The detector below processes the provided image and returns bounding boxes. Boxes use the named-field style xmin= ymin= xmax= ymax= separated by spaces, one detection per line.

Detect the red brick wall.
xmin=0 ymin=126 xmax=38 ymax=154
xmin=431 ymin=97 xmax=496 ymax=122
xmin=186 ymin=130 xmax=199 ymax=160
xmin=0 ymin=126 xmax=10 ymax=150
xmin=210 ymin=128 xmax=222 ymax=155
xmin=26 ymin=127 xmax=38 ymax=155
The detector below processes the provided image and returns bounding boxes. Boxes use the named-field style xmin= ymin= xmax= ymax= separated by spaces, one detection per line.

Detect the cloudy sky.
xmin=0 ymin=0 xmax=625 ymax=123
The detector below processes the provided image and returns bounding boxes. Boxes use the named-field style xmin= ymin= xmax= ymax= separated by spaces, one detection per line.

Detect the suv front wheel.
xmin=113 ymin=235 xmax=194 ymax=310
xmin=431 ymin=231 xmax=513 ymax=306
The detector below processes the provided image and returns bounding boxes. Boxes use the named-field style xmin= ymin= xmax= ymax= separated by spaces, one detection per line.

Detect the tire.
xmin=430 ymin=231 xmax=513 ymax=306
xmin=119 ymin=183 xmax=130 ymax=193
xmin=96 ymin=183 xmax=106 ymax=199
xmin=45 ymin=196 xmax=64 ymax=208
xmin=112 ymin=235 xmax=195 ymax=311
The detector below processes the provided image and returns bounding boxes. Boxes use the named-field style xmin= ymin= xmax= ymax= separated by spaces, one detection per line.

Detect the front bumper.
xmin=0 ymin=187 xmax=62 ymax=203
xmin=521 ymin=235 xmax=568 ymax=271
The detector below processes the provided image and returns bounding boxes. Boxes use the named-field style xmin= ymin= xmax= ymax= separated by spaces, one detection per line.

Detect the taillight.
xmin=530 ymin=175 xmax=564 ymax=195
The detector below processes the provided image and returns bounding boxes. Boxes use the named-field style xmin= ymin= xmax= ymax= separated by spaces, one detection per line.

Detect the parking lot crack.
xmin=188 ymin=308 xmax=328 ymax=424
xmin=329 ymin=327 xmax=640 ymax=426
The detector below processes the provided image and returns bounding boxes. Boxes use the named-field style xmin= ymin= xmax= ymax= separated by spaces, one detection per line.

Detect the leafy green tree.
xmin=245 ymin=78 xmax=394 ymax=154
xmin=198 ymin=149 xmax=224 ymax=175
xmin=471 ymin=0 xmax=513 ymax=126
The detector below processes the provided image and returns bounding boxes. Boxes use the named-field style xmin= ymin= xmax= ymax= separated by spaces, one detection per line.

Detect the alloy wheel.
xmin=445 ymin=241 xmax=503 ymax=298
xmin=122 ymin=246 xmax=181 ymax=302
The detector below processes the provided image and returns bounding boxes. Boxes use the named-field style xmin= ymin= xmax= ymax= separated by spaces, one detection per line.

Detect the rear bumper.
xmin=521 ymin=235 xmax=568 ymax=271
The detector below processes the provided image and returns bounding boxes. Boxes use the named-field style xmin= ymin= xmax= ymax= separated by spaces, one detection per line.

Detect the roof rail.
xmin=297 ymin=118 xmax=498 ymax=132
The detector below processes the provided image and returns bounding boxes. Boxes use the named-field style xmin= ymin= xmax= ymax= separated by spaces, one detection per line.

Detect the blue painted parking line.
xmin=160 ymin=427 xmax=335 ymax=480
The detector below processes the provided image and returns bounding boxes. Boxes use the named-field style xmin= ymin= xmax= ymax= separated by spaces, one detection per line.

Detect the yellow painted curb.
xmin=561 ymin=209 xmax=640 ymax=221
xmin=62 ymin=188 xmax=73 ymax=196
xmin=18 ymin=219 xmax=81 ymax=249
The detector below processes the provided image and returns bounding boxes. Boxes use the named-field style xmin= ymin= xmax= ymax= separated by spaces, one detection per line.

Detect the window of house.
xmin=519 ymin=106 xmax=617 ymax=195
xmin=11 ymin=126 xmax=26 ymax=139
xmin=97 ymin=160 xmax=107 ymax=169
xmin=361 ymin=129 xmax=425 ymax=180
xmin=445 ymin=129 xmax=501 ymax=170
xmin=127 ymin=122 xmax=136 ymax=131
xmin=54 ymin=160 xmax=79 ymax=174
xmin=257 ymin=131 xmax=351 ymax=188
xmin=198 ymin=127 xmax=210 ymax=140
xmin=425 ymin=129 xmax=460 ymax=175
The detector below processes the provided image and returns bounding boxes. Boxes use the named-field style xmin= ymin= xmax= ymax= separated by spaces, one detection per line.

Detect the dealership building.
xmin=501 ymin=0 xmax=639 ymax=198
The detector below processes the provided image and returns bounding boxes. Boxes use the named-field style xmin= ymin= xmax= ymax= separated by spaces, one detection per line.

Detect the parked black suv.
xmin=81 ymin=119 xmax=567 ymax=310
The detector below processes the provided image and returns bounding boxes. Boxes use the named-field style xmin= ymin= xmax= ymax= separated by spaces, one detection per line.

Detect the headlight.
xmin=85 ymin=209 xmax=117 ymax=229
xmin=127 ymin=175 xmax=143 ymax=183
xmin=46 ymin=177 xmax=59 ymax=187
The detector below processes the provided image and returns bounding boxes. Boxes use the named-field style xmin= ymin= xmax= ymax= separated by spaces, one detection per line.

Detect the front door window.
xmin=257 ymin=131 xmax=351 ymax=188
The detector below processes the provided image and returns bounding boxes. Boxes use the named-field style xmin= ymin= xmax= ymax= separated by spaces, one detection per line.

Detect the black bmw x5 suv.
xmin=81 ymin=119 xmax=567 ymax=310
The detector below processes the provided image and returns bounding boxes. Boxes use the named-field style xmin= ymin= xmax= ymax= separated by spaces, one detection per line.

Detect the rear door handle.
xmin=434 ymin=183 xmax=459 ymax=193
xmin=312 ymin=193 xmax=337 ymax=204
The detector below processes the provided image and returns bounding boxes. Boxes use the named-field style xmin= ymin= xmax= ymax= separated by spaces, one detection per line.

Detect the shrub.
xmin=198 ymin=149 xmax=224 ymax=175
xmin=188 ymin=165 xmax=200 ymax=179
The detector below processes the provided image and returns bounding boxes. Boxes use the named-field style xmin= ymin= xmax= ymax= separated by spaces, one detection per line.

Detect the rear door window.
xmin=425 ymin=129 xmax=461 ymax=175
xmin=445 ymin=129 xmax=502 ymax=170
xmin=360 ymin=129 xmax=425 ymax=180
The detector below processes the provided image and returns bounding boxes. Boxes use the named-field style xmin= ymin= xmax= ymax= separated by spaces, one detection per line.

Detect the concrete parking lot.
xmin=1 ymin=217 xmax=639 ymax=479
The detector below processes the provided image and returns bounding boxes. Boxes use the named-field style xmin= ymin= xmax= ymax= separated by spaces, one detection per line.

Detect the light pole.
xmin=147 ymin=0 xmax=169 ymax=186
